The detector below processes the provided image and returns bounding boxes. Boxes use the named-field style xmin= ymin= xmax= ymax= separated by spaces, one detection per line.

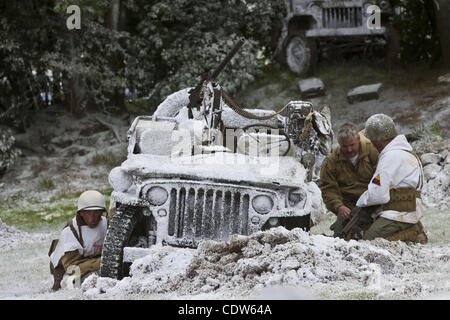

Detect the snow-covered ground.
xmin=0 ymin=71 xmax=449 ymax=300
xmin=1 ymin=144 xmax=449 ymax=300
xmin=1 ymin=217 xmax=449 ymax=300
xmin=82 ymin=226 xmax=450 ymax=300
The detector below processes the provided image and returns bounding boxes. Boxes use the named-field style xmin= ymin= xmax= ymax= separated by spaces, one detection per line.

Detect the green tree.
xmin=390 ymin=0 xmax=442 ymax=65
xmin=0 ymin=0 xmax=286 ymax=129
xmin=0 ymin=1 xmax=60 ymax=129
xmin=124 ymin=0 xmax=286 ymax=105
xmin=433 ymin=0 xmax=450 ymax=67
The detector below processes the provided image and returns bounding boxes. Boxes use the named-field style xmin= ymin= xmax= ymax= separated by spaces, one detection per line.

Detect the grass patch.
xmin=1 ymin=186 xmax=114 ymax=233
xmin=89 ymin=150 xmax=126 ymax=169
xmin=0 ymin=202 xmax=76 ymax=233
xmin=37 ymin=178 xmax=55 ymax=191
xmin=411 ymin=122 xmax=441 ymax=139
xmin=410 ymin=121 xmax=446 ymax=153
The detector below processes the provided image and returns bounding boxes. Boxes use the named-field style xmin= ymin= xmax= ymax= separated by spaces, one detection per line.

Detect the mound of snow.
xmin=82 ymin=226 xmax=450 ymax=299
xmin=0 ymin=218 xmax=45 ymax=249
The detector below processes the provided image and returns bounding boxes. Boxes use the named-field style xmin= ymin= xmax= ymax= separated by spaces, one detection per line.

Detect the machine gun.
xmin=186 ymin=37 xmax=246 ymax=119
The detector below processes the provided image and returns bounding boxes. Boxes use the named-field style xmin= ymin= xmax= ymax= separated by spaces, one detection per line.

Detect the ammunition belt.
xmin=221 ymin=90 xmax=290 ymax=120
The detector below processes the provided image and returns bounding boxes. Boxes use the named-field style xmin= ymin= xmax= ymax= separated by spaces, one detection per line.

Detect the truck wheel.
xmin=100 ymin=204 xmax=139 ymax=279
xmin=285 ymin=35 xmax=316 ymax=75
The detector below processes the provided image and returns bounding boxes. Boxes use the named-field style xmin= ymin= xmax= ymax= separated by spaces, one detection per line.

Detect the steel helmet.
xmin=364 ymin=113 xmax=398 ymax=142
xmin=77 ymin=190 xmax=106 ymax=212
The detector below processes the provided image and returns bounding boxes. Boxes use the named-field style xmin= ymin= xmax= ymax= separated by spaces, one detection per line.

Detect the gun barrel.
xmin=209 ymin=37 xmax=245 ymax=81
xmin=187 ymin=38 xmax=245 ymax=118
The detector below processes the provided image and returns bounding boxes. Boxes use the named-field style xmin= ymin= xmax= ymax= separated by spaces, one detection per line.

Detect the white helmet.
xmin=77 ymin=190 xmax=106 ymax=212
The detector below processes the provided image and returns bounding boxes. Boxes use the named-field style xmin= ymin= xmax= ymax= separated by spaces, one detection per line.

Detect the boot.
xmin=415 ymin=221 xmax=428 ymax=244
xmin=385 ymin=221 xmax=428 ymax=244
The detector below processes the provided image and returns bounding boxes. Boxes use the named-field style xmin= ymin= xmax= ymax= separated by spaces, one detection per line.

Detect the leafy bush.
xmin=0 ymin=0 xmax=286 ymax=127
xmin=390 ymin=0 xmax=441 ymax=65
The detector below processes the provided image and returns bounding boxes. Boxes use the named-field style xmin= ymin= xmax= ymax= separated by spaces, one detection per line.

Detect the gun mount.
xmin=187 ymin=38 xmax=246 ymax=118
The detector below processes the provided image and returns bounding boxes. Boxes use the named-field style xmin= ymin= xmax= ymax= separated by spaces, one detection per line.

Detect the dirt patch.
xmin=80 ymin=124 xmax=108 ymax=137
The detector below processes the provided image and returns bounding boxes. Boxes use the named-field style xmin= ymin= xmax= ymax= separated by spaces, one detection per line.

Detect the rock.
xmin=298 ymin=78 xmax=325 ymax=98
xmin=420 ymin=153 xmax=441 ymax=166
xmin=437 ymin=174 xmax=450 ymax=191
xmin=347 ymin=83 xmax=382 ymax=104
xmin=443 ymin=163 xmax=450 ymax=175
xmin=442 ymin=150 xmax=450 ymax=165
xmin=423 ymin=163 xmax=441 ymax=181
xmin=437 ymin=73 xmax=450 ymax=84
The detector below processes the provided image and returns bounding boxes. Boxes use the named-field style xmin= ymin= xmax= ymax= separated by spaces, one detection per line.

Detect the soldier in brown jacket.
xmin=318 ymin=122 xmax=379 ymax=237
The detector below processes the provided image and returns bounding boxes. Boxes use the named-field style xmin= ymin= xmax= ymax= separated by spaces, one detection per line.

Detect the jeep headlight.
xmin=252 ymin=195 xmax=274 ymax=214
xmin=288 ymin=188 xmax=307 ymax=207
xmin=109 ymin=167 xmax=132 ymax=192
xmin=147 ymin=186 xmax=168 ymax=206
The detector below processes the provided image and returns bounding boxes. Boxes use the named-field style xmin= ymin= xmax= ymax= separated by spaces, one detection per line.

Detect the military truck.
xmin=275 ymin=0 xmax=397 ymax=75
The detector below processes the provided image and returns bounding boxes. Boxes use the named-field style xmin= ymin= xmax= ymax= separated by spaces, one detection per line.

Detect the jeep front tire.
xmin=100 ymin=203 xmax=139 ymax=279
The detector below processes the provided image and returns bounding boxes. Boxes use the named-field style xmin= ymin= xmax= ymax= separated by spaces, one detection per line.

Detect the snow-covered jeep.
xmin=276 ymin=0 xmax=397 ymax=74
xmin=100 ymin=82 xmax=333 ymax=279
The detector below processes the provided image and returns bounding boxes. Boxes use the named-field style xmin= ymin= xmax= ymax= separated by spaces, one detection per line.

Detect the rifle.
xmin=186 ymin=37 xmax=246 ymax=119
xmin=338 ymin=207 xmax=362 ymax=240
xmin=338 ymin=206 xmax=380 ymax=240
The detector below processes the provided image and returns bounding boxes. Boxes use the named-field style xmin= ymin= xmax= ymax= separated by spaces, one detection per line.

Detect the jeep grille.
xmin=322 ymin=7 xmax=362 ymax=28
xmin=168 ymin=186 xmax=250 ymax=242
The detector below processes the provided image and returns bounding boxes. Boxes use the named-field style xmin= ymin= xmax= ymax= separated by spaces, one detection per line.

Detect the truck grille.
xmin=168 ymin=186 xmax=250 ymax=242
xmin=322 ymin=7 xmax=362 ymax=28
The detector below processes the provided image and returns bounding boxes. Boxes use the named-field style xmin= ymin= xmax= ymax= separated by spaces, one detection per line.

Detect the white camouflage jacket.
xmin=50 ymin=216 xmax=107 ymax=268
xmin=356 ymin=135 xmax=424 ymax=224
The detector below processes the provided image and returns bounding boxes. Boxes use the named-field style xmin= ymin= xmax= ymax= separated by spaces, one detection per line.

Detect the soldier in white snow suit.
xmin=49 ymin=190 xmax=108 ymax=291
xmin=356 ymin=114 xmax=427 ymax=243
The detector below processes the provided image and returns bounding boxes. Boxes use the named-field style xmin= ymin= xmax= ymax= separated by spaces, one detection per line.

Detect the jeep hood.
xmin=122 ymin=153 xmax=307 ymax=189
